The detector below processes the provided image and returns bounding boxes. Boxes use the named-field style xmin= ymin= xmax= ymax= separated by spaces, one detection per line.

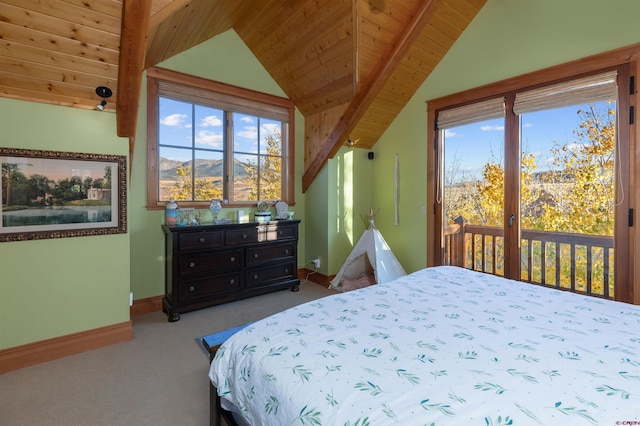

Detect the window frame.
xmin=146 ymin=67 xmax=296 ymax=209
xmin=427 ymin=52 xmax=636 ymax=303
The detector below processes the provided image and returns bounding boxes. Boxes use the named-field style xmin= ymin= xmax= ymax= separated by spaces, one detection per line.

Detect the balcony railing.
xmin=444 ymin=217 xmax=614 ymax=299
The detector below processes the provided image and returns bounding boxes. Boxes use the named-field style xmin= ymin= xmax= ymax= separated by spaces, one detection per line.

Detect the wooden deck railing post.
xmin=453 ymin=216 xmax=468 ymax=268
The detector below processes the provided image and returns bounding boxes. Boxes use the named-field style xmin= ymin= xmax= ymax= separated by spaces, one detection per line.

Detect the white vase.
xmin=209 ymin=199 xmax=222 ymax=223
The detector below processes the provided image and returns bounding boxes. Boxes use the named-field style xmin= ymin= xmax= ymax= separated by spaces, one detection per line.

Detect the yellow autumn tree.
xmin=538 ymin=103 xmax=615 ymax=236
xmin=457 ymin=103 xmax=615 ymax=235
xmin=243 ymin=130 xmax=282 ymax=201
xmin=535 ymin=103 xmax=615 ymax=294
xmin=446 ymin=102 xmax=615 ymax=293
xmin=172 ymin=164 xmax=193 ymax=200
xmin=448 ymin=152 xmax=537 ymax=227
xmin=476 ymin=161 xmax=504 ymax=227
xmin=468 ymin=103 xmax=615 ymax=293
xmin=170 ymin=163 xmax=222 ymax=201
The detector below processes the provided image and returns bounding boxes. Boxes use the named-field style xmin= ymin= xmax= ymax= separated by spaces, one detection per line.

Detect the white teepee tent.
xmin=330 ymin=209 xmax=406 ymax=292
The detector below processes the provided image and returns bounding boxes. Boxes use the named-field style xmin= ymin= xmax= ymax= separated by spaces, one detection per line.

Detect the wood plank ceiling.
xmin=0 ymin=0 xmax=486 ymax=190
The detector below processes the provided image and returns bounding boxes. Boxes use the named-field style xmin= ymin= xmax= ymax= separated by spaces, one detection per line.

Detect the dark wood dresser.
xmin=162 ymin=220 xmax=300 ymax=322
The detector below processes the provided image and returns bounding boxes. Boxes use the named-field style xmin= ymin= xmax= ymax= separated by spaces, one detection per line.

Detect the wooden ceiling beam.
xmin=302 ymin=0 xmax=442 ymax=192
xmin=116 ymin=0 xmax=152 ymax=156
xmin=149 ymin=0 xmax=192 ymax=31
xmin=145 ymin=0 xmax=193 ymax=67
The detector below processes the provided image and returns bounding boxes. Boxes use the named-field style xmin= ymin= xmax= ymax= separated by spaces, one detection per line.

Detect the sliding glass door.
xmin=516 ymin=72 xmax=619 ymax=297
xmin=440 ymin=99 xmax=507 ymax=275
xmin=435 ymin=68 xmax=628 ymax=300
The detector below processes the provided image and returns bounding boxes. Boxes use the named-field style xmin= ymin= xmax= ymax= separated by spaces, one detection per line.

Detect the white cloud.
xmin=238 ymin=126 xmax=258 ymax=140
xmin=201 ymin=115 xmax=222 ymax=127
xmin=195 ymin=130 xmax=223 ymax=148
xmin=566 ymin=142 xmax=583 ymax=151
xmin=261 ymin=123 xmax=280 ymax=135
xmin=444 ymin=129 xmax=459 ymax=138
xmin=546 ymin=156 xmax=560 ymax=167
xmin=160 ymin=113 xmax=187 ymax=127
xmin=480 ymin=124 xmax=504 ymax=132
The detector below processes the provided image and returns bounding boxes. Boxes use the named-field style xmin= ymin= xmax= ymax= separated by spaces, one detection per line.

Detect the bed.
xmin=208 ymin=266 xmax=640 ymax=425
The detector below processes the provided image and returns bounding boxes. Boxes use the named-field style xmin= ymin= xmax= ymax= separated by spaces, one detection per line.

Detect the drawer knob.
xmin=189 ymin=286 xmax=195 ymax=292
xmin=242 ymin=233 xmax=248 ymax=239
xmin=284 ymin=249 xmax=289 ymax=254
xmin=229 ymin=279 xmax=235 ymax=284
xmin=253 ymin=253 xmax=259 ymax=259
xmin=199 ymin=237 xmax=206 ymax=243
xmin=284 ymin=268 xmax=289 ymax=274
xmin=230 ymin=256 xmax=236 ymax=262
xmin=189 ymin=262 xmax=195 ymax=268
xmin=253 ymin=274 xmax=258 ymax=280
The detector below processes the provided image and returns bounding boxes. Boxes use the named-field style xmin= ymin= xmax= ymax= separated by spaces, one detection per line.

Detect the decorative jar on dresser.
xmin=162 ymin=220 xmax=301 ymax=322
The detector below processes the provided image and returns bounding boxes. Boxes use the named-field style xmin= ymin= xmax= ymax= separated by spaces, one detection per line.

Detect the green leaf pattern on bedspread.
xmin=208 ymin=266 xmax=640 ymax=425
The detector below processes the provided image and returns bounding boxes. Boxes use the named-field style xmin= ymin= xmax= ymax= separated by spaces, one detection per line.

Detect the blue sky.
xmin=159 ymin=96 xmax=610 ymax=175
xmin=443 ymin=101 xmax=613 ymax=183
xmin=158 ymin=97 xmax=281 ymax=163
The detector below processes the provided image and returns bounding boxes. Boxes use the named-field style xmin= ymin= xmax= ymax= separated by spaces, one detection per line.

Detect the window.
xmin=428 ymin=61 xmax=631 ymax=303
xmin=146 ymin=67 xmax=295 ymax=208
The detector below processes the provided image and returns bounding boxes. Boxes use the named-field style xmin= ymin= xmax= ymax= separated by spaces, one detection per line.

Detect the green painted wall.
xmin=304 ymin=146 xmax=374 ymax=276
xmin=129 ymin=30 xmax=308 ymax=300
xmin=330 ymin=148 xmax=373 ymax=273
xmin=0 ymin=99 xmax=130 ymax=349
xmin=303 ymin=166 xmax=329 ymax=271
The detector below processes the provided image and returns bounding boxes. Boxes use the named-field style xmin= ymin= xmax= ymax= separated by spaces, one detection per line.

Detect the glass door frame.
xmin=427 ymin=62 xmax=631 ymax=302
xmin=503 ymin=93 xmax=520 ymax=279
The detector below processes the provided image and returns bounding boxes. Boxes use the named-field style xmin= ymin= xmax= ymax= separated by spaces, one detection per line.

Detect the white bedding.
xmin=209 ymin=266 xmax=640 ymax=425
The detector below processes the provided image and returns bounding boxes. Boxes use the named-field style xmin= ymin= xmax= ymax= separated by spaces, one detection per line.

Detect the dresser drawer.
xmin=178 ymin=272 xmax=243 ymax=302
xmin=162 ymin=220 xmax=299 ymax=321
xmin=246 ymin=242 xmax=295 ymax=266
xmin=258 ymin=223 xmax=297 ymax=242
xmin=178 ymin=249 xmax=243 ymax=277
xmin=246 ymin=261 xmax=296 ymax=289
xmin=226 ymin=227 xmax=259 ymax=245
xmin=178 ymin=230 xmax=224 ymax=251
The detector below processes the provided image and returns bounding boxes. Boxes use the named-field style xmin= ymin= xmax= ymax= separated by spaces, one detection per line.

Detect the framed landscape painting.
xmin=0 ymin=148 xmax=127 ymax=242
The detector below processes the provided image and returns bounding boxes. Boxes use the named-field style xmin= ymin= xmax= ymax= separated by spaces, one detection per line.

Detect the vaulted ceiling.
xmin=0 ymin=0 xmax=486 ymax=190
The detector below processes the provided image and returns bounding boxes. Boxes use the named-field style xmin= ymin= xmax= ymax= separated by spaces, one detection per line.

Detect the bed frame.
xmin=205 ymin=340 xmax=238 ymax=426
xmin=210 ymin=383 xmax=236 ymax=426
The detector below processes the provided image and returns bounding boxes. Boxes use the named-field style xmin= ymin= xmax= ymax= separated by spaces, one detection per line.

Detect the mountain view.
xmin=160 ymin=157 xmax=250 ymax=181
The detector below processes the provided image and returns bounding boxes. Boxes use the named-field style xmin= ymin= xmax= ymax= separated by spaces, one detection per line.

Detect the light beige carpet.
xmin=0 ymin=281 xmax=336 ymax=426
